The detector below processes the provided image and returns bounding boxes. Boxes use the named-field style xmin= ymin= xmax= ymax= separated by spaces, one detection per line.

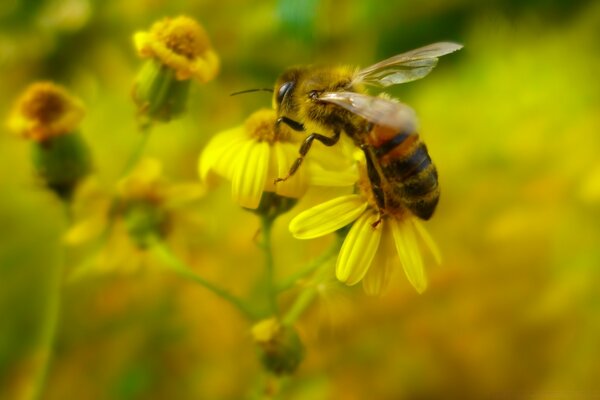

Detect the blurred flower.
xmin=134 ymin=15 xmax=219 ymax=82
xmin=199 ymin=108 xmax=357 ymax=210
xmin=7 ymin=81 xmax=84 ymax=142
xmin=289 ymin=164 xmax=441 ymax=295
xmin=7 ymin=81 xmax=91 ymax=199
xmin=132 ymin=16 xmax=219 ymax=122
xmin=251 ymin=317 xmax=305 ymax=375
xmin=64 ymin=158 xmax=204 ymax=277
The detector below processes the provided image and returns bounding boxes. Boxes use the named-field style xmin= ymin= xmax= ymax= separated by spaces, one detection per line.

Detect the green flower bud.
xmin=132 ymin=58 xmax=191 ymax=123
xmin=251 ymin=318 xmax=305 ymax=375
xmin=248 ymin=191 xmax=298 ymax=219
xmin=123 ymin=200 xmax=169 ymax=248
xmin=31 ymin=132 xmax=92 ymax=200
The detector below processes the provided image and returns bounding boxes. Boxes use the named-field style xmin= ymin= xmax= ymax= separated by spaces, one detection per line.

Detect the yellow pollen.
xmin=245 ymin=108 xmax=292 ymax=144
xmin=151 ymin=16 xmax=210 ymax=59
xmin=19 ymin=83 xmax=68 ymax=124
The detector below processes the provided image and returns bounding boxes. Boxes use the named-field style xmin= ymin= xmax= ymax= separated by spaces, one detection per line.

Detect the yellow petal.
xmin=289 ymin=195 xmax=368 ymax=239
xmin=231 ymin=140 xmax=270 ymax=209
xmin=390 ymin=217 xmax=427 ymax=293
xmin=163 ymin=183 xmax=206 ymax=208
xmin=63 ymin=216 xmax=106 ymax=245
xmin=336 ymin=210 xmax=382 ymax=286
xmin=274 ymin=143 xmax=307 ymax=198
xmin=198 ymin=127 xmax=246 ymax=182
xmin=412 ymin=219 xmax=442 ymax=265
xmin=307 ymin=162 xmax=358 ymax=187
xmin=363 ymin=222 xmax=395 ymax=296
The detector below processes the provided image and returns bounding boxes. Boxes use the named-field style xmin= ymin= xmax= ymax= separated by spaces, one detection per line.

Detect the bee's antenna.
xmin=230 ymin=88 xmax=274 ymax=96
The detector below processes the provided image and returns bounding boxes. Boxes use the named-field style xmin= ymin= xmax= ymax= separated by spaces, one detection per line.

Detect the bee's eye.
xmin=276 ymin=81 xmax=294 ymax=105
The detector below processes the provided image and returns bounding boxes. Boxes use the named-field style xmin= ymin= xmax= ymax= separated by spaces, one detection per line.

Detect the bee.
xmin=273 ymin=42 xmax=462 ymax=221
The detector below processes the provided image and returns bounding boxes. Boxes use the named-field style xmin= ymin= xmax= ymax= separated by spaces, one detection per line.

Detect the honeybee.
xmin=273 ymin=42 xmax=462 ymax=221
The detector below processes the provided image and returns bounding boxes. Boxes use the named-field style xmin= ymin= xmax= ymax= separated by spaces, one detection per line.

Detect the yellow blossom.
xmin=133 ymin=15 xmax=219 ymax=83
xmin=6 ymin=81 xmax=84 ymax=142
xmin=289 ymin=165 xmax=441 ymax=295
xmin=199 ymin=108 xmax=357 ymax=210
xmin=64 ymin=158 xmax=205 ymax=277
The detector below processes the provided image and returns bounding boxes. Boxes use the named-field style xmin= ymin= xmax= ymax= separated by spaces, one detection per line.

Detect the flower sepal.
xmin=251 ymin=318 xmax=305 ymax=376
xmin=31 ymin=131 xmax=92 ymax=200
xmin=132 ymin=58 xmax=191 ymax=123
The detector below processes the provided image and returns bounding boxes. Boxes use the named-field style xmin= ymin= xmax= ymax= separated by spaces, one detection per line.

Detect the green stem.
xmin=30 ymin=250 xmax=64 ymax=400
xmin=120 ymin=123 xmax=152 ymax=177
xmin=276 ymin=237 xmax=341 ymax=293
xmin=282 ymin=287 xmax=317 ymax=327
xmin=150 ymin=238 xmax=257 ymax=320
xmin=30 ymin=201 xmax=73 ymax=399
xmin=260 ymin=216 xmax=278 ymax=316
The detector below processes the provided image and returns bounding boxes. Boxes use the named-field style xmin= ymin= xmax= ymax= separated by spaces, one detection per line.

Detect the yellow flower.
xmin=199 ymin=108 xmax=357 ymax=210
xmin=6 ymin=81 xmax=84 ymax=142
xmin=133 ymin=15 xmax=219 ymax=83
xmin=289 ymin=166 xmax=441 ymax=295
xmin=64 ymin=158 xmax=205 ymax=277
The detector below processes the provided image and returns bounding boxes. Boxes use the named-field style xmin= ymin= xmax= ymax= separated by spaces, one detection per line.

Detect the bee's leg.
xmin=275 ymin=130 xmax=341 ymax=183
xmin=361 ymin=145 xmax=385 ymax=228
xmin=276 ymin=116 xmax=305 ymax=132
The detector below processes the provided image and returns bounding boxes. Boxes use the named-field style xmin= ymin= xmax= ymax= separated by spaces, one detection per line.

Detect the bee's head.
xmin=273 ymin=67 xmax=305 ymax=118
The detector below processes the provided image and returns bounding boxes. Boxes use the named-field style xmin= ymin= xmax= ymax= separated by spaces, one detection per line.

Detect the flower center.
xmin=21 ymin=83 xmax=67 ymax=124
xmin=153 ymin=16 xmax=210 ymax=59
xmin=245 ymin=109 xmax=293 ymax=144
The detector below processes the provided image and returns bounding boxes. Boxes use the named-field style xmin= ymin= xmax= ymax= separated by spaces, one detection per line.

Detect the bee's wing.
xmin=319 ymin=92 xmax=417 ymax=132
xmin=355 ymin=42 xmax=463 ymax=87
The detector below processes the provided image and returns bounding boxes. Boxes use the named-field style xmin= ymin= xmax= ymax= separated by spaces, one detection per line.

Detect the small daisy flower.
xmin=64 ymin=158 xmax=204 ymax=277
xmin=289 ymin=164 xmax=441 ymax=295
xmin=7 ymin=81 xmax=84 ymax=142
xmin=7 ymin=81 xmax=91 ymax=199
xmin=199 ymin=108 xmax=357 ymax=210
xmin=134 ymin=15 xmax=219 ymax=83
xmin=132 ymin=16 xmax=219 ymax=122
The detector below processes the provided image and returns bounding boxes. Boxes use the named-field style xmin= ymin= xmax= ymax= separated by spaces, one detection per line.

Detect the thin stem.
xmin=260 ymin=215 xmax=278 ymax=315
xmin=276 ymin=237 xmax=341 ymax=293
xmin=282 ymin=287 xmax=318 ymax=327
xmin=150 ymin=238 xmax=257 ymax=320
xmin=30 ymin=201 xmax=73 ymax=399
xmin=120 ymin=123 xmax=152 ymax=177
xmin=30 ymin=249 xmax=64 ymax=400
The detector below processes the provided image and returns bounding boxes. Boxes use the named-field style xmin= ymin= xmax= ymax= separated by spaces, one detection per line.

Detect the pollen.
xmin=7 ymin=81 xmax=84 ymax=141
xmin=151 ymin=16 xmax=210 ymax=60
xmin=134 ymin=16 xmax=219 ymax=82
xmin=245 ymin=109 xmax=292 ymax=144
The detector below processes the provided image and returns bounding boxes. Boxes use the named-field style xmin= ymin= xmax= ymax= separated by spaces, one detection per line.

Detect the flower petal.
xmin=289 ymin=195 xmax=368 ymax=239
xmin=163 ymin=183 xmax=206 ymax=209
xmin=231 ymin=140 xmax=270 ymax=209
xmin=412 ymin=219 xmax=442 ymax=265
xmin=198 ymin=127 xmax=246 ymax=182
xmin=363 ymin=222 xmax=395 ymax=296
xmin=336 ymin=210 xmax=382 ymax=286
xmin=390 ymin=217 xmax=427 ymax=293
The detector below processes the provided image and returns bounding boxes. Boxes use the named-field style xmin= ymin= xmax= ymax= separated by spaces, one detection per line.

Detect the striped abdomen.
xmin=371 ymin=126 xmax=439 ymax=220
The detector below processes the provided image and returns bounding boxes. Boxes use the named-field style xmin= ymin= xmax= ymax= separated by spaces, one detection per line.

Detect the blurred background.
xmin=1 ymin=0 xmax=600 ymax=399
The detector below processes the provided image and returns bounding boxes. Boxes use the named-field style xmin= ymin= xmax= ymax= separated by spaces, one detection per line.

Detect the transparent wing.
xmin=355 ymin=42 xmax=463 ymax=87
xmin=319 ymin=92 xmax=417 ymax=132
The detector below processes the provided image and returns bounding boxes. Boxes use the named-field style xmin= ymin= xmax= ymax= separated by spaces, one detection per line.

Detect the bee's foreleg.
xmin=275 ymin=130 xmax=341 ymax=183
xmin=276 ymin=116 xmax=305 ymax=132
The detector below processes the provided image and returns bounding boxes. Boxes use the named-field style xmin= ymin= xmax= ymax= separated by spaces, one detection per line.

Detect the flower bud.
xmin=123 ymin=200 xmax=169 ymax=248
xmin=248 ymin=191 xmax=298 ymax=219
xmin=132 ymin=16 xmax=219 ymax=123
xmin=7 ymin=82 xmax=91 ymax=199
xmin=30 ymin=132 xmax=92 ymax=200
xmin=251 ymin=318 xmax=305 ymax=375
